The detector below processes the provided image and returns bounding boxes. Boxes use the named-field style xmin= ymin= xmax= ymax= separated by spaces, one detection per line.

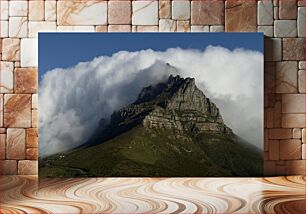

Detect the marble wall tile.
xmin=32 ymin=110 xmax=38 ymax=128
xmin=132 ymin=1 xmax=158 ymax=25
xmin=57 ymin=0 xmax=107 ymax=25
xmin=18 ymin=160 xmax=38 ymax=175
xmin=177 ymin=21 xmax=190 ymax=32
xmin=264 ymin=62 xmax=276 ymax=94
xmin=108 ymin=25 xmax=131 ymax=32
xmin=57 ymin=26 xmax=95 ymax=32
xmin=274 ymin=98 xmax=282 ymax=128
xmin=264 ymin=161 xmax=276 ymax=175
xmin=2 ymin=38 xmax=20 ymax=61
xmin=95 ymin=25 xmax=108 ymax=32
xmin=225 ymin=0 xmax=257 ymax=32
xmin=26 ymin=148 xmax=38 ymax=160
xmin=0 ymin=94 xmax=3 ymax=128
xmin=265 ymin=134 xmax=270 ymax=152
xmin=29 ymin=21 xmax=57 ymax=38
xmin=298 ymin=70 xmax=305 ymax=93
xmin=0 ymin=1 xmax=9 ymax=21
xmin=6 ymin=128 xmax=26 ymax=159
xmin=298 ymin=0 xmax=305 ymax=6
xmin=108 ymin=1 xmax=131 ymax=24
xmin=0 ymin=134 xmax=5 ymax=159
xmin=258 ymin=0 xmax=274 ymax=25
xmin=26 ymin=128 xmax=38 ymax=148
xmin=0 ymin=160 xmax=17 ymax=175
xmin=20 ymin=38 xmax=38 ymax=67
xmin=29 ymin=1 xmax=45 ymax=21
xmin=0 ymin=61 xmax=14 ymax=93
xmin=269 ymin=128 xmax=293 ymax=139
xmin=136 ymin=26 xmax=159 ymax=32
xmin=258 ymin=26 xmax=274 ymax=37
xmin=4 ymin=94 xmax=32 ymax=128
xmin=9 ymin=17 xmax=28 ymax=38
xmin=14 ymin=68 xmax=38 ymax=94
xmin=275 ymin=163 xmax=286 ymax=175
xmin=210 ymin=25 xmax=225 ymax=32
xmin=14 ymin=61 xmax=21 ymax=68
xmin=285 ymin=160 xmax=306 ymax=174
xmin=191 ymin=0 xmax=224 ymax=25
xmin=191 ymin=25 xmax=209 ymax=32
xmin=132 ymin=25 xmax=137 ymax=32
xmin=172 ymin=1 xmax=190 ymax=21
xmin=159 ymin=19 xmax=176 ymax=32
xmin=283 ymin=38 xmax=305 ymax=61
xmin=299 ymin=61 xmax=306 ymax=69
xmin=32 ymin=94 xmax=38 ymax=109
xmin=159 ymin=1 xmax=171 ymax=19
xmin=280 ymin=139 xmax=302 ymax=160
xmin=297 ymin=7 xmax=305 ymax=37
xmin=282 ymin=94 xmax=305 ymax=113
xmin=45 ymin=1 xmax=57 ymax=21
xmin=274 ymin=20 xmax=297 ymax=37
xmin=9 ymin=1 xmax=28 ymax=17
xmin=293 ymin=128 xmax=302 ymax=139
xmin=279 ymin=0 xmax=297 ymax=19
xmin=0 ymin=21 xmax=9 ymax=37
xmin=266 ymin=107 xmax=274 ymax=128
xmin=276 ymin=61 xmax=298 ymax=93
xmin=282 ymin=114 xmax=305 ymax=128
xmin=274 ymin=6 xmax=279 ymax=19
xmin=268 ymin=140 xmax=279 ymax=160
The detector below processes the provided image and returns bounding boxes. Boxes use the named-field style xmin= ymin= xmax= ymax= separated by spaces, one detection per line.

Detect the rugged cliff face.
xmin=140 ymin=75 xmax=232 ymax=134
xmin=40 ymin=72 xmax=263 ymax=177
xmin=88 ymin=75 xmax=233 ymax=146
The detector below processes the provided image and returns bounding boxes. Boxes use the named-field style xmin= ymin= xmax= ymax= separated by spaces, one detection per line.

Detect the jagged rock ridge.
xmin=87 ymin=74 xmax=233 ymax=146
xmin=141 ymin=75 xmax=232 ymax=134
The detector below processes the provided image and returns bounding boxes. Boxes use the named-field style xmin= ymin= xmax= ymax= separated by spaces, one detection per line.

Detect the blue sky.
xmin=38 ymin=33 xmax=263 ymax=81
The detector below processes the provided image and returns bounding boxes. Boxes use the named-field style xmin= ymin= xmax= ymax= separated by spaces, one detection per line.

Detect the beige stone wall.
xmin=0 ymin=0 xmax=305 ymax=175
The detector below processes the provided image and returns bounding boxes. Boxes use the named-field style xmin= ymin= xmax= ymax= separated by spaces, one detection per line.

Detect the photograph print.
xmin=38 ymin=33 xmax=264 ymax=177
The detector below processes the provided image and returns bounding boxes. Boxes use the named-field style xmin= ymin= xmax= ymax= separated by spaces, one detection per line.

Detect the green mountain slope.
xmin=39 ymin=125 xmax=262 ymax=177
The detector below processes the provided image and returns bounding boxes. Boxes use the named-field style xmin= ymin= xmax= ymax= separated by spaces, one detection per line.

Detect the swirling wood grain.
xmin=0 ymin=176 xmax=305 ymax=213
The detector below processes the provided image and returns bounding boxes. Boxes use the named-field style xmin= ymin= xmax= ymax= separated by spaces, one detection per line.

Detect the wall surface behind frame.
xmin=0 ymin=0 xmax=305 ymax=176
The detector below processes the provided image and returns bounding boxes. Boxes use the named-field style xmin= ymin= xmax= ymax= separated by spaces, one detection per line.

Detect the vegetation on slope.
xmin=39 ymin=126 xmax=262 ymax=177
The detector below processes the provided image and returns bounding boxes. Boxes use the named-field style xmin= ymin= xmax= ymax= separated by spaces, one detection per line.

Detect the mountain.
xmin=39 ymin=74 xmax=263 ymax=177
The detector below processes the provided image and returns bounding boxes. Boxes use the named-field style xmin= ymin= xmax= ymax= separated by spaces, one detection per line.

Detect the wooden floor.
xmin=0 ymin=176 xmax=305 ymax=214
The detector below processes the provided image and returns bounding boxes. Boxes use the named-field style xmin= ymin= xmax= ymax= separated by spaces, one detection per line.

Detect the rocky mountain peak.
xmin=135 ymin=75 xmax=195 ymax=105
xmin=140 ymin=75 xmax=232 ymax=134
xmin=168 ymin=74 xmax=195 ymax=85
xmin=85 ymin=74 xmax=233 ymax=147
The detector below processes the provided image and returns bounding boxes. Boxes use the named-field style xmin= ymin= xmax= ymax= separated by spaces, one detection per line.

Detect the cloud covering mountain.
xmin=39 ymin=46 xmax=263 ymax=157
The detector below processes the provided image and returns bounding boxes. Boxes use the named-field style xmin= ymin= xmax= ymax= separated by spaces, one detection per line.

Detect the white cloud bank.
xmin=39 ymin=46 xmax=263 ymax=157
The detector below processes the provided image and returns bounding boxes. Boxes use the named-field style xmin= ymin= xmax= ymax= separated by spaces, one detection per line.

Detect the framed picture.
xmin=38 ymin=33 xmax=264 ymax=177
